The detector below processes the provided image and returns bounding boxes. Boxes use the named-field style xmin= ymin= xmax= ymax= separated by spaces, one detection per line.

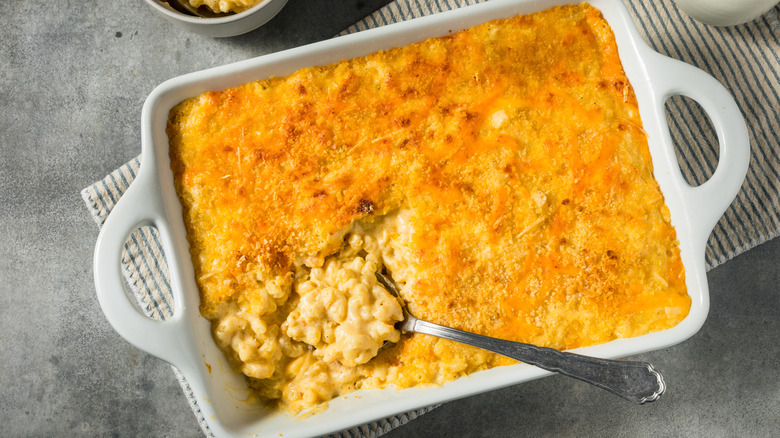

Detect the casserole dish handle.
xmin=649 ymin=55 xmax=750 ymax=246
xmin=93 ymin=166 xmax=183 ymax=363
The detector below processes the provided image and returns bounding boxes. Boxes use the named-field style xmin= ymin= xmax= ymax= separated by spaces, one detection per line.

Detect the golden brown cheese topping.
xmin=168 ymin=4 xmax=690 ymax=414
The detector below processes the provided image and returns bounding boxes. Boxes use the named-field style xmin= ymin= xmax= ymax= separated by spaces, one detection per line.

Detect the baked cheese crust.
xmin=168 ymin=4 xmax=689 ymax=413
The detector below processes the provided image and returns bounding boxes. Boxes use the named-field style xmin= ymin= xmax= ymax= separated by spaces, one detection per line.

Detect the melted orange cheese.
xmin=168 ymin=4 xmax=689 ymax=412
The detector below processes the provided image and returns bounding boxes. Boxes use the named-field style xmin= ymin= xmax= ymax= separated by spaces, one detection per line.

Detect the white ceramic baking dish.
xmin=93 ymin=0 xmax=749 ymax=436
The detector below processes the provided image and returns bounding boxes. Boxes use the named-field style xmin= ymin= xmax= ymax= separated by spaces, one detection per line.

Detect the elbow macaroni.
xmin=283 ymin=241 xmax=402 ymax=367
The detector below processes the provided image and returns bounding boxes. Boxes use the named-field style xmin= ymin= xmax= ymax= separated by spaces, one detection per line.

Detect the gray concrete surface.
xmin=1 ymin=1 xmax=778 ymax=436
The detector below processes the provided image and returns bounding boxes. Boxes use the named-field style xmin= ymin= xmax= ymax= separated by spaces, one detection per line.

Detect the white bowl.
xmin=142 ymin=0 xmax=288 ymax=37
xmin=673 ymin=0 xmax=778 ymax=26
xmin=94 ymin=0 xmax=750 ymax=436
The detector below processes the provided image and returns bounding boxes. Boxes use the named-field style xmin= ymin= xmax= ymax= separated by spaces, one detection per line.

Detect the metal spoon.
xmin=375 ymin=271 xmax=665 ymax=404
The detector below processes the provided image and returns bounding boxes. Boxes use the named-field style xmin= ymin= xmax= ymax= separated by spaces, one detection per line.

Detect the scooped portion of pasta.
xmin=282 ymin=235 xmax=404 ymax=368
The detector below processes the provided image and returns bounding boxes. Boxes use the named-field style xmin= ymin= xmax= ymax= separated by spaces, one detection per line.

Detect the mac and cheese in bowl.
xmin=187 ymin=0 xmax=263 ymax=13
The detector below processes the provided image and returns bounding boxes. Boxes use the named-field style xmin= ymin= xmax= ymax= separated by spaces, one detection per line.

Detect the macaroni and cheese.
xmin=187 ymin=0 xmax=263 ymax=13
xmin=168 ymin=4 xmax=690 ymax=414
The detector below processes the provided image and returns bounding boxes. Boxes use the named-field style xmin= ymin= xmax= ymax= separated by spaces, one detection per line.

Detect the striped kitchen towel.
xmin=82 ymin=1 xmax=780 ymax=437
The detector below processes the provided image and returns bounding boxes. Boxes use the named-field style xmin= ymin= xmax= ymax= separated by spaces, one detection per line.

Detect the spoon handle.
xmin=409 ymin=317 xmax=665 ymax=404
